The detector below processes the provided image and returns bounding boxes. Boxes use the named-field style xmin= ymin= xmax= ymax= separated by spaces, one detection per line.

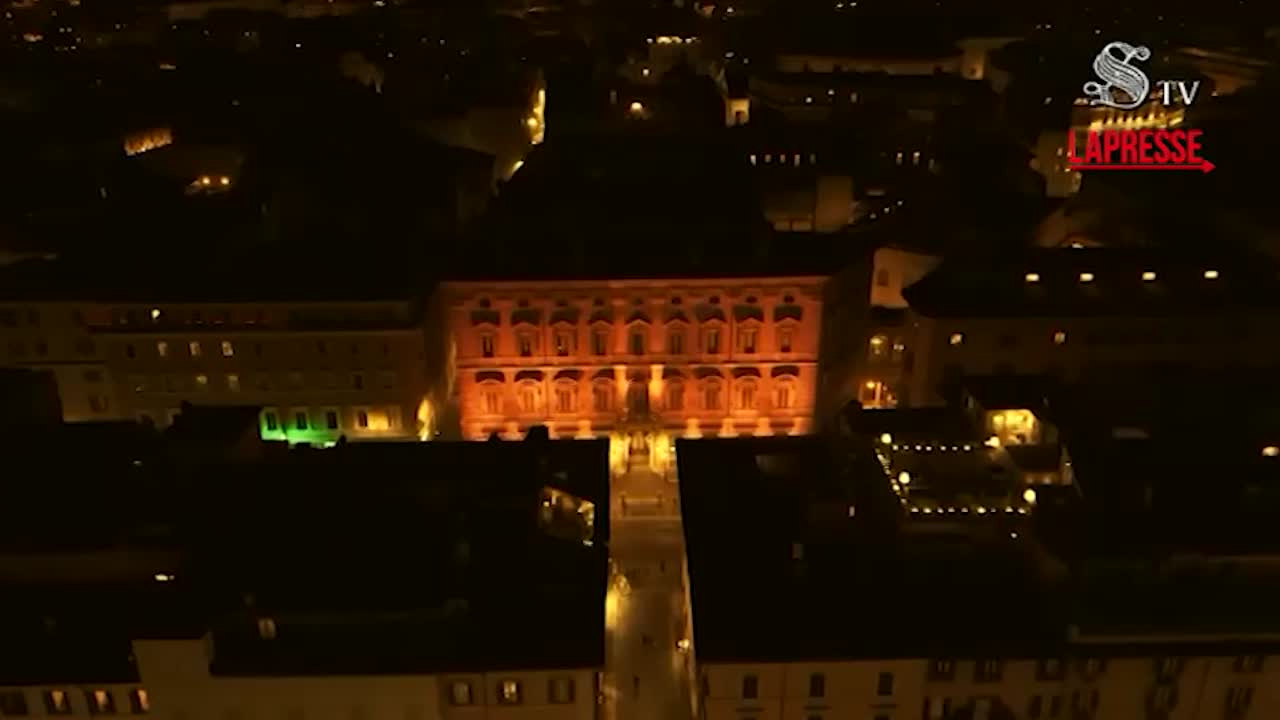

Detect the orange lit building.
xmin=442 ymin=277 xmax=826 ymax=472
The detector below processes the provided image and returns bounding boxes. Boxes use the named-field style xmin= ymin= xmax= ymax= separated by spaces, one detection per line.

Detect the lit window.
xmin=549 ymin=677 xmax=575 ymax=704
xmin=45 ymin=690 xmax=72 ymax=715
xmin=738 ymin=382 xmax=756 ymax=409
xmin=258 ymin=618 xmax=277 ymax=639
xmin=1142 ymin=271 xmax=1157 ymax=281
xmin=705 ymin=328 xmax=720 ymax=354
xmin=949 ymin=333 xmax=964 ymax=346
xmin=519 ymin=385 xmax=538 ymax=413
xmin=593 ymin=384 xmax=613 ymax=412
xmin=740 ymin=327 xmax=757 ymax=354
xmin=498 ymin=680 xmax=522 ymax=705
xmin=778 ymin=327 xmax=793 ymax=353
xmin=480 ymin=334 xmax=495 ymax=358
xmin=87 ymin=689 xmax=115 ymax=715
xmin=221 ymin=340 xmax=234 ymax=357
xmin=555 ymin=386 xmax=576 ymax=413
xmin=912 ymin=151 xmax=921 ymax=165
xmin=195 ymin=373 xmax=209 ymax=389
xmin=517 ymin=334 xmax=534 ymax=357
xmin=1079 ymin=272 xmax=1095 ymax=283
xmin=357 ymin=410 xmax=369 ymax=428
xmin=1025 ymin=272 xmax=1040 ymax=283
xmin=775 ymin=382 xmax=794 ymax=409
xmin=895 ymin=151 xmax=903 ymax=165
xmin=1263 ymin=446 xmax=1279 ymax=457
xmin=156 ymin=341 xmax=169 ymax=358
xmin=1204 ymin=269 xmax=1220 ymax=279
xmin=188 ymin=340 xmax=202 ymax=357
xmin=555 ymin=330 xmax=574 ymax=357
xmin=482 ymin=388 xmax=501 ymax=415
xmin=263 ymin=410 xmax=279 ymax=431
xmin=1053 ymin=331 xmax=1067 ymax=345
xmin=150 ymin=308 xmax=162 ymax=321
xmin=449 ymin=681 xmax=473 ymax=706
xmin=226 ymin=374 xmax=240 ymax=391
xmin=294 ymin=411 xmax=308 ymax=430
xmin=704 ymin=382 xmax=721 ymax=410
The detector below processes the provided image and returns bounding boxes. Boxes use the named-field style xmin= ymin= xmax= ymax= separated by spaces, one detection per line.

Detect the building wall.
xmin=0 ymin=639 xmax=598 ymax=720
xmin=699 ymin=654 xmax=1276 ymax=720
xmin=0 ymin=299 xmax=441 ymax=442
xmin=444 ymin=278 xmax=825 ymax=465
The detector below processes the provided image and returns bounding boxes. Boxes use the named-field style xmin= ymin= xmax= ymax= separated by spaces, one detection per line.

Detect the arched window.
xmin=774 ymin=379 xmax=796 ymax=410
xmin=626 ymin=382 xmax=649 ymax=415
xmin=703 ymin=380 xmax=722 ymax=411
xmin=554 ymin=382 xmax=578 ymax=414
xmin=480 ymin=383 xmax=502 ymax=415
xmin=665 ymin=380 xmax=684 ymax=411
xmin=738 ymin=380 xmax=757 ymax=410
xmin=517 ymin=382 xmax=540 ymax=414
xmin=593 ymin=382 xmax=614 ymax=412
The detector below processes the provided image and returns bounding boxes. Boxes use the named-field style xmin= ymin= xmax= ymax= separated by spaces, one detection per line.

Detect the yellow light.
xmin=198 ymin=176 xmax=211 ymax=186
xmin=1204 ymin=269 xmax=1220 ymax=279
xmin=1023 ymin=488 xmax=1038 ymax=504
xmin=642 ymin=67 xmax=651 ymax=77
xmin=976 ymin=506 xmax=987 ymax=514
xmin=865 ymin=380 xmax=878 ymax=390
xmin=870 ymin=336 xmax=884 ymax=346
xmin=629 ymin=101 xmax=644 ymax=113
xmin=150 ymin=308 xmax=161 ymax=320
xmin=1025 ymin=272 xmax=1040 ymax=283
xmin=510 ymin=160 xmax=524 ymax=176
xmin=897 ymin=471 xmax=911 ymax=485
xmin=1079 ymin=272 xmax=1095 ymax=283
xmin=949 ymin=332 xmax=964 ymax=346
xmin=1053 ymin=331 xmax=1067 ymax=344
xmin=1263 ymin=446 xmax=1279 ymax=457
xmin=154 ymin=573 xmax=173 ymax=582
xmin=219 ymin=176 xmax=230 ymax=186
xmin=1142 ymin=271 xmax=1157 ymax=281
xmin=879 ymin=433 xmax=892 ymax=445
xmin=526 ymin=117 xmax=538 ymax=129
xmin=985 ymin=435 xmax=1001 ymax=448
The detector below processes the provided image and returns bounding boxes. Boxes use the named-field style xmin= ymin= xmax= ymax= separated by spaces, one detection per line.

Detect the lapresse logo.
xmin=1067 ymin=41 xmax=1214 ymax=173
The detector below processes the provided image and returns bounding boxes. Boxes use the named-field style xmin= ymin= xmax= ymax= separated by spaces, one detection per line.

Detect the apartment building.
xmin=852 ymin=249 xmax=1280 ymax=408
xmin=0 ymin=257 xmax=445 ymax=442
xmin=442 ymin=276 xmax=825 ymax=473
xmin=0 ymin=430 xmax=609 ymax=720
xmin=678 ymin=427 xmax=1280 ymax=720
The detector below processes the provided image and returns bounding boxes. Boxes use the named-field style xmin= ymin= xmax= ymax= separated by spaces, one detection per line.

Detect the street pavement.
xmin=604 ymin=459 xmax=693 ymax=720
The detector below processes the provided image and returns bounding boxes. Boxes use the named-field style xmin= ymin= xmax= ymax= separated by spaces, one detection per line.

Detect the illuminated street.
xmin=605 ymin=462 xmax=692 ymax=720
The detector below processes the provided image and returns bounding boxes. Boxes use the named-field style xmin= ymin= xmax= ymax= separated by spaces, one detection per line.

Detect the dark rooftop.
xmin=905 ymin=249 xmax=1280 ymax=318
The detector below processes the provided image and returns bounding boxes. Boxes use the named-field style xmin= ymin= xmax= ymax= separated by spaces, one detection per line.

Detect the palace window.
xmin=517 ymin=333 xmax=534 ymax=357
xmin=704 ymin=381 xmax=722 ymax=411
xmin=778 ymin=327 xmax=793 ymax=353
xmin=480 ymin=333 xmax=495 ymax=358
xmin=739 ymin=327 xmax=757 ymax=354
xmin=630 ymin=328 xmax=647 ymax=355
xmin=668 ymin=329 xmax=685 ymax=354
xmin=666 ymin=381 xmax=684 ymax=411
xmin=738 ymin=381 xmax=757 ymax=410
xmin=592 ymin=329 xmax=609 ymax=356
xmin=775 ymin=381 xmax=795 ymax=409
xmin=593 ymin=383 xmax=614 ymax=412
xmin=482 ymin=386 xmax=502 ymax=415
xmin=189 ymin=340 xmax=202 ymax=358
xmin=518 ymin=384 xmax=539 ymax=414
xmin=704 ymin=328 xmax=721 ymax=354
xmin=555 ymin=330 xmax=574 ymax=357
xmin=555 ymin=385 xmax=577 ymax=413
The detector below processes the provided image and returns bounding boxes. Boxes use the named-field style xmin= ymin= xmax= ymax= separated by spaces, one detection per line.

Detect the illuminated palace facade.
xmin=443 ymin=277 xmax=825 ymax=471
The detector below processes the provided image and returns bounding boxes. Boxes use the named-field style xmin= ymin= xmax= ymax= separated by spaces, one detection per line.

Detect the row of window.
xmin=4 ymin=337 xmax=96 ymax=358
xmin=260 ymin=407 xmax=399 ymax=433
xmin=727 ymin=656 xmax=1266 ymax=701
xmin=138 ymin=339 xmax=395 ymax=361
xmin=480 ymin=326 xmax=795 ymax=359
xmin=478 ymin=378 xmax=798 ymax=416
xmin=128 ymin=371 xmax=397 ymax=394
xmin=473 ymin=293 xmax=799 ymax=311
xmin=447 ymin=677 xmax=575 ymax=706
xmin=0 ymin=688 xmax=148 ymax=716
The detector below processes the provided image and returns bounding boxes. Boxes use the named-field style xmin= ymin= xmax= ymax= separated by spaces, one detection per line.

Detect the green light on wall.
xmin=258 ymin=416 xmax=337 ymax=446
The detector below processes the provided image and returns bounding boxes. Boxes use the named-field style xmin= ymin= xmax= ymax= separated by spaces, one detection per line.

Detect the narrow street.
xmin=604 ymin=459 xmax=693 ymax=720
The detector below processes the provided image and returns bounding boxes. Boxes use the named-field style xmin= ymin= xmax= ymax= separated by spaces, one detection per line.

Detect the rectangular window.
xmin=704 ymin=384 xmax=721 ymax=410
xmin=449 ymin=681 xmax=473 ymax=706
xmin=294 ymin=411 xmax=308 ymax=430
xmin=593 ymin=385 xmax=612 ymax=412
xmin=483 ymin=390 xmax=501 ymax=415
xmin=975 ymin=660 xmax=1003 ymax=683
xmin=480 ymin=334 xmax=495 ymax=358
xmin=778 ymin=327 xmax=793 ymax=353
xmin=808 ymin=673 xmax=825 ymax=698
xmin=705 ymin=328 xmax=720 ymax=353
xmin=352 ymin=373 xmax=364 ymax=390
xmin=1227 ymin=687 xmax=1255 ymax=713
xmin=264 ymin=411 xmax=279 ymax=431
xmin=630 ymin=329 xmax=646 ymax=355
xmin=738 ymin=383 xmax=755 ymax=409
xmin=226 ymin=374 xmax=240 ymax=392
xmin=666 ymin=383 xmax=683 ymax=411
xmin=775 ymin=384 xmax=794 ymax=409
xmin=555 ymin=331 xmax=573 ymax=356
xmin=86 ymin=689 xmax=115 ymax=715
xmin=89 ymin=395 xmax=109 ymax=413
xmin=188 ymin=341 xmax=202 ymax=358
xmin=0 ymin=691 xmax=28 ymax=716
xmin=549 ymin=677 xmax=575 ymax=704
xmin=876 ymin=671 xmax=894 ymax=696
xmin=518 ymin=334 xmax=533 ymax=357
xmin=1234 ymin=655 xmax=1265 ymax=673
xmin=325 ymin=411 xmax=339 ymax=430
xmin=741 ymin=674 xmax=758 ymax=699
xmin=928 ymin=659 xmax=955 ymax=681
xmin=156 ymin=341 xmax=169 ymax=358
xmin=498 ymin=680 xmax=521 ymax=705
xmin=556 ymin=387 xmax=575 ymax=413
xmin=44 ymin=691 xmax=71 ymax=715
xmin=357 ymin=410 xmax=369 ymax=428
xmin=221 ymin=340 xmax=234 ymax=357
xmin=668 ymin=330 xmax=684 ymax=354
xmin=129 ymin=689 xmax=149 ymax=714
xmin=1038 ymin=658 xmax=1064 ymax=681
xmin=740 ymin=327 xmax=757 ymax=354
